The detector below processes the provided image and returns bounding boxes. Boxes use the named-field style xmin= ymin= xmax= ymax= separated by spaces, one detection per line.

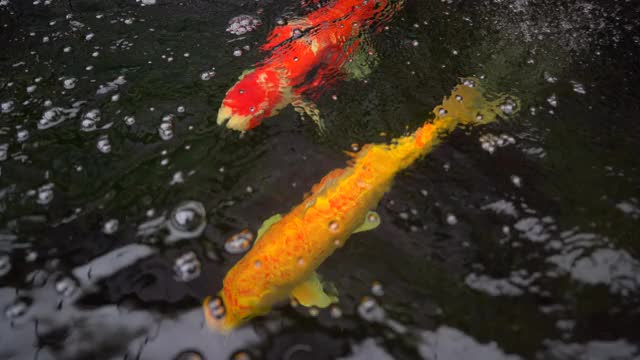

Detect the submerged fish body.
xmin=217 ymin=0 xmax=402 ymax=131
xmin=204 ymin=79 xmax=518 ymax=332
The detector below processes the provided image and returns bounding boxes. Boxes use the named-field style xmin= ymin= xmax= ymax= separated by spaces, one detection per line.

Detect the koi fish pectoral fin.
xmin=342 ymin=36 xmax=379 ymax=81
xmin=256 ymin=213 xmax=283 ymax=242
xmin=292 ymin=98 xmax=326 ymax=133
xmin=290 ymin=272 xmax=338 ymax=308
xmin=353 ymin=211 xmax=381 ymax=233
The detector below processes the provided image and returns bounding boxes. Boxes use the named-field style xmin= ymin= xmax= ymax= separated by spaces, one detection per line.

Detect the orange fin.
xmin=290 ymin=272 xmax=337 ymax=308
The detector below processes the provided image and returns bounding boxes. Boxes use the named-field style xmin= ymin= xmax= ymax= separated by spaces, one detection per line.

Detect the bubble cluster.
xmin=226 ymin=15 xmax=262 ymax=36
xmin=81 ymin=109 xmax=101 ymax=131
xmin=479 ymin=133 xmax=516 ymax=154
xmin=500 ymin=98 xmax=518 ymax=115
xmin=200 ymin=67 xmax=216 ymax=81
xmin=159 ymin=114 xmax=175 ymax=140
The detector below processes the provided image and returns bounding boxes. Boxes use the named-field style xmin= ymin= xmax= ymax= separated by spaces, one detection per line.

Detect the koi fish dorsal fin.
xmin=353 ymin=211 xmax=381 ymax=233
xmin=291 ymin=272 xmax=338 ymax=308
xmin=255 ymin=213 xmax=283 ymax=242
xmin=292 ymin=97 xmax=326 ymax=133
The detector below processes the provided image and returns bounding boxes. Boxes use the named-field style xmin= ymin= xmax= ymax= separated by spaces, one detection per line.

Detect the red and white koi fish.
xmin=217 ymin=0 xmax=403 ymax=131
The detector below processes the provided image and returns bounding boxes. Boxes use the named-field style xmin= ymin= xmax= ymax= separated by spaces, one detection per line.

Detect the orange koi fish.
xmin=204 ymin=78 xmax=518 ymax=332
xmin=217 ymin=0 xmax=403 ymax=131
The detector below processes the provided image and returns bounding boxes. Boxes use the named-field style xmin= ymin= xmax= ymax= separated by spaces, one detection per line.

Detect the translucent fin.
xmin=343 ymin=37 xmax=379 ymax=81
xmin=290 ymin=272 xmax=337 ymax=308
xmin=292 ymin=98 xmax=326 ymax=133
xmin=255 ymin=214 xmax=283 ymax=242
xmin=353 ymin=211 xmax=381 ymax=233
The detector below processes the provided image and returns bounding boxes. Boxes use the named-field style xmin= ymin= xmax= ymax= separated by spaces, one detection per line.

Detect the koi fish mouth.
xmin=216 ymin=104 xmax=262 ymax=131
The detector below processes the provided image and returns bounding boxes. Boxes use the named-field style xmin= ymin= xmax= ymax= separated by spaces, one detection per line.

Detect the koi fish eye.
xmin=239 ymin=89 xmax=245 ymax=94
xmin=249 ymin=106 xmax=256 ymax=113
xmin=207 ymin=296 xmax=226 ymax=319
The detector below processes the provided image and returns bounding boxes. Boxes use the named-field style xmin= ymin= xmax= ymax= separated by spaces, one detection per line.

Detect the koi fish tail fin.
xmin=435 ymin=77 xmax=520 ymax=128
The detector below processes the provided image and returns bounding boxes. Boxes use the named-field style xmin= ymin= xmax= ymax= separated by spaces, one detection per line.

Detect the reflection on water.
xmin=0 ymin=0 xmax=639 ymax=359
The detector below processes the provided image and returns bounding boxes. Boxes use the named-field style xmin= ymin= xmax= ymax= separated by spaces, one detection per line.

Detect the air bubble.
xmin=224 ymin=230 xmax=254 ymax=254
xmin=36 ymin=185 xmax=54 ymax=205
xmin=124 ymin=115 xmax=135 ymax=125
xmin=97 ymin=135 xmax=112 ymax=154
xmin=510 ymin=175 xmax=522 ymax=187
xmin=446 ymin=213 xmax=458 ymax=225
xmin=169 ymin=202 xmax=206 ymax=233
xmin=63 ymin=78 xmax=77 ymax=89
xmin=328 ymin=221 xmax=340 ymax=233
xmin=55 ymin=277 xmax=77 ymax=297
xmin=371 ymin=281 xmax=384 ymax=296
xmin=367 ymin=213 xmax=379 ymax=223
xmin=207 ymin=297 xmax=225 ymax=319
xmin=16 ymin=129 xmax=29 ymax=142
xmin=330 ymin=305 xmax=342 ymax=318
xmin=358 ymin=296 xmax=385 ymax=322
xmin=5 ymin=299 xmax=29 ymax=319
xmin=1 ymin=100 xmax=15 ymax=113
xmin=103 ymin=219 xmax=119 ymax=234
xmin=0 ymin=254 xmax=11 ymax=276
xmin=174 ymin=251 xmax=201 ymax=282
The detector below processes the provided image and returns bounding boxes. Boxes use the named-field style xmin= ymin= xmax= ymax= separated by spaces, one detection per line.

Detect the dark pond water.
xmin=1 ymin=0 xmax=639 ymax=359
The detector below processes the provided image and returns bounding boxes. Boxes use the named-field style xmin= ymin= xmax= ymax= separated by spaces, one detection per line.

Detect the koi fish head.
xmin=217 ymin=68 xmax=287 ymax=131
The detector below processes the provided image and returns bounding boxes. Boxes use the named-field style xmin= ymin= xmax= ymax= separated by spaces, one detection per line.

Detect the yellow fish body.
xmin=204 ymin=78 xmax=516 ymax=332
